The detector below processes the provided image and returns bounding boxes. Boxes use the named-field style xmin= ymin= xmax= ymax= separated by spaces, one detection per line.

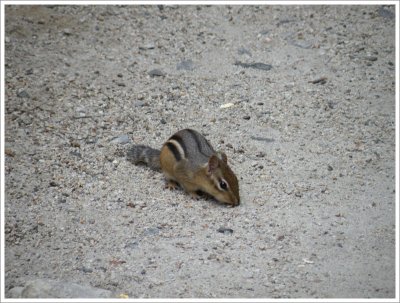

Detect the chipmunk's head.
xmin=205 ymin=152 xmax=240 ymax=206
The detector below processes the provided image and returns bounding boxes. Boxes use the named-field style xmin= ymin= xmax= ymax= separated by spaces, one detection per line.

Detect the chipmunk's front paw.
xmin=188 ymin=191 xmax=201 ymax=200
xmin=165 ymin=180 xmax=179 ymax=190
xmin=188 ymin=190 xmax=211 ymax=201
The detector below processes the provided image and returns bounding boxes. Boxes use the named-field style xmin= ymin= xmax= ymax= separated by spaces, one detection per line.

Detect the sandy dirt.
xmin=3 ymin=4 xmax=397 ymax=299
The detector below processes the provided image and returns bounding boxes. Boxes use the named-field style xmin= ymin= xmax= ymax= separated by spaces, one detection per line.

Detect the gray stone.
xmin=217 ymin=227 xmax=234 ymax=235
xmin=237 ymin=47 xmax=252 ymax=56
xmin=250 ymin=136 xmax=275 ymax=143
xmin=378 ymin=7 xmax=395 ymax=19
xmin=110 ymin=134 xmax=130 ymax=145
xmin=288 ymin=39 xmax=313 ymax=49
xmin=7 ymin=287 xmax=24 ymax=298
xmin=139 ymin=43 xmax=155 ymax=50
xmin=17 ymin=90 xmax=30 ymax=98
xmin=144 ymin=227 xmax=161 ymax=236
xmin=148 ymin=69 xmax=165 ymax=77
xmin=177 ymin=59 xmax=195 ymax=71
xmin=8 ymin=279 xmax=114 ymax=298
xmin=63 ymin=28 xmax=72 ymax=36
xmin=234 ymin=61 xmax=272 ymax=71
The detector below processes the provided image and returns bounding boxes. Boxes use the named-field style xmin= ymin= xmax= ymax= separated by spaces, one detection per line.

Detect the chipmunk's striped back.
xmin=164 ymin=129 xmax=215 ymax=169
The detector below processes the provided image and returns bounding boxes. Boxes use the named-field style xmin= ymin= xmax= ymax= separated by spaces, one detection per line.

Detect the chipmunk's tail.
xmin=127 ymin=145 xmax=161 ymax=171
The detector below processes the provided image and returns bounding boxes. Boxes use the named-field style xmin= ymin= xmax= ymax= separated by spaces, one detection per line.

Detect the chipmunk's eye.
xmin=219 ymin=180 xmax=228 ymax=190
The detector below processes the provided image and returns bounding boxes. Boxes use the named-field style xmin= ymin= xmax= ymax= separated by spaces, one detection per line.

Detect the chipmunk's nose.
xmin=232 ymin=196 xmax=240 ymax=207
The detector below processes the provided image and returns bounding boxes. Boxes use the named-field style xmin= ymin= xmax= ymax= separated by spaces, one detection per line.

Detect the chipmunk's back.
xmin=167 ymin=129 xmax=215 ymax=168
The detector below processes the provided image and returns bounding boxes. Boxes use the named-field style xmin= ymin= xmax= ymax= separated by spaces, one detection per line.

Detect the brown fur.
xmin=128 ymin=129 xmax=240 ymax=206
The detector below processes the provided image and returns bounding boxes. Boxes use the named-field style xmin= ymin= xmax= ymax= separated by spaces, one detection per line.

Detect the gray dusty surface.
xmin=3 ymin=4 xmax=397 ymax=299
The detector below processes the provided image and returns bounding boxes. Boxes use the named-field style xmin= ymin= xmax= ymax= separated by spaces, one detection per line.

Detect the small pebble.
xmin=70 ymin=151 xmax=82 ymax=158
xmin=134 ymin=101 xmax=146 ymax=107
xmin=63 ymin=28 xmax=72 ymax=36
xmin=237 ymin=47 xmax=252 ymax=56
xmin=250 ymin=136 xmax=275 ymax=143
xmin=217 ymin=227 xmax=233 ymax=234
xmin=148 ymin=69 xmax=165 ymax=77
xmin=144 ymin=227 xmax=160 ymax=236
xmin=5 ymin=148 xmax=16 ymax=157
xmin=79 ymin=267 xmax=93 ymax=273
xmin=234 ymin=61 xmax=273 ymax=71
xmin=365 ymin=56 xmax=378 ymax=62
xmin=49 ymin=181 xmax=58 ymax=187
xmin=378 ymin=7 xmax=395 ymax=19
xmin=220 ymin=103 xmax=234 ymax=109
xmin=139 ymin=44 xmax=155 ymax=50
xmin=70 ymin=141 xmax=81 ymax=148
xmin=256 ymin=151 xmax=265 ymax=157
xmin=295 ymin=191 xmax=303 ymax=198
xmin=125 ymin=241 xmax=139 ymax=249
xmin=176 ymin=59 xmax=195 ymax=71
xmin=17 ymin=90 xmax=30 ymax=98
xmin=309 ymin=77 xmax=327 ymax=85
xmin=110 ymin=134 xmax=130 ymax=145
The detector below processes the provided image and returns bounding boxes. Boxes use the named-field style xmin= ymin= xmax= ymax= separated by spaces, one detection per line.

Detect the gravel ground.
xmin=3 ymin=4 xmax=397 ymax=299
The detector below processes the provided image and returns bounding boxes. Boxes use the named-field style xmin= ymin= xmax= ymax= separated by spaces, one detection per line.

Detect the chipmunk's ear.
xmin=219 ymin=152 xmax=228 ymax=164
xmin=207 ymin=155 xmax=220 ymax=175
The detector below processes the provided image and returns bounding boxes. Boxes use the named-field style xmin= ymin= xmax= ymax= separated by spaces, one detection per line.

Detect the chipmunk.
xmin=127 ymin=129 xmax=240 ymax=206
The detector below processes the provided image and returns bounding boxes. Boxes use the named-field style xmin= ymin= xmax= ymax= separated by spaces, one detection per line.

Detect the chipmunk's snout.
xmin=225 ymin=195 xmax=240 ymax=207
